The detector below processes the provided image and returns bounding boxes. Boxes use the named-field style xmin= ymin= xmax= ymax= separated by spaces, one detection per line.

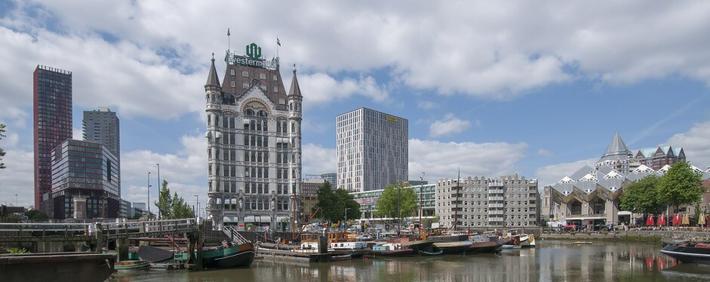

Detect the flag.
xmin=277 ymin=37 xmax=281 ymax=46
xmin=227 ymin=28 xmax=230 ymax=36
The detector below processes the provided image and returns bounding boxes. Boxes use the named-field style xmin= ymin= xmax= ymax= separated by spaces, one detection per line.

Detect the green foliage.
xmin=619 ymin=175 xmax=663 ymax=214
xmin=7 ymin=248 xmax=28 ymax=254
xmin=375 ymin=183 xmax=418 ymax=219
xmin=0 ymin=123 xmax=6 ymax=169
xmin=153 ymin=180 xmax=194 ymax=219
xmin=24 ymin=209 xmax=48 ymax=222
xmin=171 ymin=192 xmax=194 ymax=219
xmin=155 ymin=180 xmax=173 ymax=219
xmin=314 ymin=182 xmax=361 ymax=222
xmin=657 ymin=161 xmax=703 ymax=208
xmin=0 ymin=213 xmax=21 ymax=223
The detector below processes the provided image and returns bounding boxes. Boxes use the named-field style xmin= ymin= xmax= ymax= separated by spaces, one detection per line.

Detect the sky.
xmin=1 ymin=1 xmax=710 ymax=209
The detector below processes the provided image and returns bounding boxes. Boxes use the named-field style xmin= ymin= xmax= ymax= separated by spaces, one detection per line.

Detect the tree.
xmin=376 ymin=183 xmax=418 ymax=220
xmin=171 ymin=192 xmax=194 ymax=219
xmin=0 ymin=123 xmax=6 ymax=169
xmin=657 ymin=161 xmax=703 ymax=211
xmin=314 ymin=182 xmax=361 ymax=222
xmin=335 ymin=188 xmax=361 ymax=221
xmin=25 ymin=209 xmax=49 ymax=222
xmin=314 ymin=181 xmax=338 ymax=222
xmin=155 ymin=180 xmax=173 ymax=219
xmin=153 ymin=180 xmax=194 ymax=219
xmin=619 ymin=175 xmax=663 ymax=214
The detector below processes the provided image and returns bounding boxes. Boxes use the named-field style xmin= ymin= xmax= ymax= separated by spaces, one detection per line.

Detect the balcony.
xmin=489 ymin=209 xmax=505 ymax=215
xmin=488 ymin=203 xmax=504 ymax=208
xmin=489 ymin=196 xmax=504 ymax=201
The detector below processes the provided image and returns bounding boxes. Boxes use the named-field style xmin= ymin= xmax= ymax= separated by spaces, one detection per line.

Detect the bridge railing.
xmin=0 ymin=218 xmax=199 ymax=238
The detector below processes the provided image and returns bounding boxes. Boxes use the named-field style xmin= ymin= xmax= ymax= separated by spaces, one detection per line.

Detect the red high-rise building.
xmin=33 ymin=65 xmax=72 ymax=212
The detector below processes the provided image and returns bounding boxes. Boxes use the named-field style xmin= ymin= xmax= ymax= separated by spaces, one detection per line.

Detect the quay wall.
xmin=540 ymin=230 xmax=710 ymax=242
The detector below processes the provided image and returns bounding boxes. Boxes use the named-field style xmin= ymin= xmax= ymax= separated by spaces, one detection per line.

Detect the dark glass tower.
xmin=33 ymin=65 xmax=72 ymax=212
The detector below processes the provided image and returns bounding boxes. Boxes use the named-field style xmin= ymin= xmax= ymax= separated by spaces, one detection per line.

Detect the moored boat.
xmin=401 ymin=240 xmax=434 ymax=252
xmin=433 ymin=240 xmax=472 ymax=254
xmin=368 ymin=243 xmax=415 ymax=257
xmin=467 ymin=241 xmax=500 ymax=254
xmin=660 ymin=241 xmax=710 ymax=264
xmin=520 ymin=234 xmax=536 ymax=248
xmin=418 ymin=248 xmax=444 ymax=256
xmin=201 ymin=243 xmax=255 ymax=268
xmin=115 ymin=260 xmax=150 ymax=271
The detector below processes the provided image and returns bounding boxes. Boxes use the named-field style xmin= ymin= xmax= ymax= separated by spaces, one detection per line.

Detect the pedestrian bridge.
xmin=0 ymin=218 xmax=200 ymax=244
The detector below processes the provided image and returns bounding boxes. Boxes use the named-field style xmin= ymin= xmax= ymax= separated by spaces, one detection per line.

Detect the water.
xmin=111 ymin=240 xmax=710 ymax=282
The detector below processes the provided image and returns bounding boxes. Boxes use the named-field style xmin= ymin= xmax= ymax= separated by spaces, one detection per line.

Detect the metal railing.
xmin=222 ymin=225 xmax=251 ymax=245
xmin=0 ymin=218 xmax=199 ymax=238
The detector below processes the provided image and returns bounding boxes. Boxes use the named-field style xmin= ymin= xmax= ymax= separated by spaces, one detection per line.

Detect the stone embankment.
xmin=540 ymin=229 xmax=710 ymax=242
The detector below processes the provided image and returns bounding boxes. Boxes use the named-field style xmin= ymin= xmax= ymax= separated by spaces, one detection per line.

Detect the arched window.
xmin=245 ymin=109 xmax=255 ymax=116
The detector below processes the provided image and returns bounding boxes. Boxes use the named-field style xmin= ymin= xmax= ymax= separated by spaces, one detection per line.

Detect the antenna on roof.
xmin=227 ymin=28 xmax=231 ymax=52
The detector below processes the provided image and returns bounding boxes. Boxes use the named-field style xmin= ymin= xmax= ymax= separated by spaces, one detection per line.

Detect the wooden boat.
xmin=467 ymin=241 xmax=500 ymax=254
xmin=660 ymin=241 xmax=710 ymax=264
xmin=428 ymin=234 xmax=469 ymax=242
xmin=520 ymin=234 xmax=536 ymax=248
xmin=433 ymin=241 xmax=472 ymax=254
xmin=137 ymin=245 xmax=175 ymax=263
xmin=500 ymin=244 xmax=521 ymax=250
xmin=418 ymin=248 xmax=444 ymax=256
xmin=201 ymin=243 xmax=255 ymax=268
xmin=401 ymin=240 xmax=434 ymax=252
xmin=330 ymin=241 xmax=368 ymax=251
xmin=114 ymin=260 xmax=150 ymax=271
xmin=330 ymin=254 xmax=352 ymax=261
xmin=368 ymin=243 xmax=416 ymax=257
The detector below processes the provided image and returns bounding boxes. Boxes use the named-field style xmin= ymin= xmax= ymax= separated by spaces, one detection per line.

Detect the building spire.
xmin=288 ymin=64 xmax=302 ymax=97
xmin=205 ymin=53 xmax=221 ymax=90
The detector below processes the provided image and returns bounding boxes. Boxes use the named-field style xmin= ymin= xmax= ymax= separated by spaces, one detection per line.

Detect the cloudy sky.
xmin=1 ymin=1 xmax=710 ymax=208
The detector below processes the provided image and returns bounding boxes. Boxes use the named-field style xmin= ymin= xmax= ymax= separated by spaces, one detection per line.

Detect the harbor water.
xmin=110 ymin=240 xmax=710 ymax=282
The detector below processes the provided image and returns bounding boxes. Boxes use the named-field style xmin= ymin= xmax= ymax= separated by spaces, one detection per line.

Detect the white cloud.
xmin=667 ymin=121 xmax=710 ymax=168
xmin=6 ymin=0 xmax=710 ymax=104
xmin=535 ymin=158 xmax=597 ymax=187
xmin=121 ymin=134 xmax=207 ymax=198
xmin=298 ymin=73 xmax=388 ymax=107
xmin=0 ymin=26 xmax=204 ymax=121
xmin=409 ymin=139 xmax=527 ymax=181
xmin=302 ymin=143 xmax=336 ymax=175
xmin=0 ymin=149 xmax=34 ymax=207
xmin=537 ymin=148 xmax=553 ymax=157
xmin=429 ymin=114 xmax=471 ymax=137
xmin=417 ymin=101 xmax=438 ymax=110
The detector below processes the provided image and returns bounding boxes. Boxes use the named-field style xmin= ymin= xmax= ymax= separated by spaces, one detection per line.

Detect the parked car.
xmin=593 ymin=223 xmax=614 ymax=231
xmin=564 ymin=224 xmax=578 ymax=231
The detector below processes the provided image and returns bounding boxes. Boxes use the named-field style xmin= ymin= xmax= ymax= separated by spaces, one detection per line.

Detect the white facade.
xmin=436 ymin=175 xmax=540 ymax=228
xmin=204 ymin=47 xmax=302 ymax=230
xmin=336 ymin=108 xmax=408 ymax=193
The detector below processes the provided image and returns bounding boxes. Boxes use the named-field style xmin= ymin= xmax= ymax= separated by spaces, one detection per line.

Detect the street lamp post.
xmin=419 ymin=172 xmax=425 ymax=234
xmin=155 ymin=163 xmax=161 ymax=219
xmin=344 ymin=207 xmax=350 ymax=230
xmin=147 ymin=171 xmax=152 ymax=216
xmin=194 ymin=194 xmax=199 ymax=218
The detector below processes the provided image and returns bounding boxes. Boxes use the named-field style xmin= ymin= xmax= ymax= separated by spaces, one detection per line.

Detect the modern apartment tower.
xmin=336 ymin=108 xmax=408 ymax=193
xmin=83 ymin=107 xmax=120 ymax=195
xmin=33 ymin=65 xmax=72 ymax=212
xmin=205 ymin=42 xmax=302 ymax=230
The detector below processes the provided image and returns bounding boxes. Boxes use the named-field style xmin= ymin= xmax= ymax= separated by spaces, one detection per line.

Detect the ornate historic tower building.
xmin=205 ymin=43 xmax=302 ymax=230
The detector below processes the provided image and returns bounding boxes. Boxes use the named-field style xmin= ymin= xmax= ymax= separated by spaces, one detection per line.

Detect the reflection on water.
xmin=111 ymin=241 xmax=710 ymax=282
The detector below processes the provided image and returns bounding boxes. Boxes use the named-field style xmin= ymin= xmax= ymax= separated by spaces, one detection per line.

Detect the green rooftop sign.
xmin=246 ymin=43 xmax=262 ymax=59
